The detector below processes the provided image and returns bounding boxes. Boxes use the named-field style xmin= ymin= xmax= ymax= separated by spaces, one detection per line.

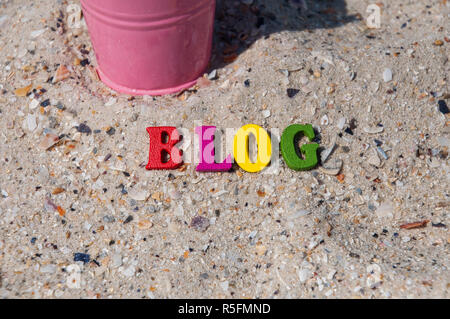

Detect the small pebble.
xmin=288 ymin=210 xmax=311 ymax=219
xmin=39 ymin=133 xmax=60 ymax=150
xmin=376 ymin=201 xmax=394 ymax=218
xmin=366 ymin=264 xmax=382 ymax=288
xmin=29 ymin=99 xmax=39 ymax=110
xmin=80 ymin=58 xmax=90 ymax=66
xmin=298 ymin=269 xmax=312 ymax=283
xmin=103 ymin=215 xmax=115 ymax=223
xmin=73 ymin=253 xmax=90 ymax=264
xmin=106 ymin=127 xmax=116 ymax=136
xmin=287 ymin=88 xmax=299 ymax=98
xmin=319 ymin=159 xmax=343 ymax=176
xmin=123 ymin=215 xmax=133 ymax=224
xmin=0 ymin=15 xmax=8 ymax=28
xmin=111 ymin=254 xmax=123 ymax=268
xmin=26 ymin=114 xmax=37 ymax=131
xmin=337 ymin=117 xmax=346 ymax=130
xmin=30 ymin=29 xmax=45 ymax=38
xmin=40 ymin=99 xmax=50 ymax=107
xmin=130 ymin=113 xmax=139 ymax=122
xmin=383 ymin=68 xmax=392 ymax=82
xmin=320 ymin=142 xmax=337 ymax=163
xmin=368 ymin=149 xmax=381 ymax=167
xmin=105 ymin=98 xmax=117 ymax=106
xmin=364 ymin=126 xmax=384 ymax=134
xmin=122 ymin=265 xmax=135 ymax=277
xmin=190 ymin=216 xmax=210 ymax=232
xmin=128 ymin=188 xmax=148 ymax=201
xmin=438 ymin=100 xmax=449 ymax=114
xmin=207 ymin=69 xmax=218 ymax=80
xmin=52 ymin=65 xmax=71 ymax=83
xmin=377 ymin=146 xmax=389 ymax=160
xmin=279 ymin=69 xmax=289 ymax=77
xmin=40 ymin=264 xmax=57 ymax=274
xmin=76 ymin=123 xmax=92 ymax=134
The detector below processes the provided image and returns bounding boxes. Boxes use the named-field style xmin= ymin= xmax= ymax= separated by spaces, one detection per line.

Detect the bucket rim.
xmin=96 ymin=67 xmax=198 ymax=96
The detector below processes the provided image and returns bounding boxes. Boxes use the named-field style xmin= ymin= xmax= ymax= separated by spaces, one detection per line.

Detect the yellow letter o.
xmin=233 ymin=124 xmax=272 ymax=173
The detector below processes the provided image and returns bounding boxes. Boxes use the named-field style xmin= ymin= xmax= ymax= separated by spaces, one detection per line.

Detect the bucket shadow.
xmin=210 ymin=0 xmax=359 ymax=71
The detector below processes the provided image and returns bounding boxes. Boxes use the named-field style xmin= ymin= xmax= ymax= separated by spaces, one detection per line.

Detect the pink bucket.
xmin=80 ymin=0 xmax=216 ymax=95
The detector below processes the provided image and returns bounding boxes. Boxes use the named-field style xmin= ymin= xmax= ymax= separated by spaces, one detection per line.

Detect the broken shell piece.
xmin=320 ymin=142 xmax=337 ymax=164
xmin=105 ymin=97 xmax=117 ymax=106
xmin=53 ymin=65 xmax=71 ymax=83
xmin=15 ymin=128 xmax=25 ymax=138
xmin=288 ymin=210 xmax=311 ymax=219
xmin=14 ymin=84 xmax=32 ymax=97
xmin=376 ymin=201 xmax=394 ymax=218
xmin=87 ymin=65 xmax=100 ymax=81
xmin=367 ymin=149 xmax=381 ymax=167
xmin=72 ymin=132 xmax=81 ymax=142
xmin=262 ymin=110 xmax=271 ymax=118
xmin=39 ymin=132 xmax=60 ymax=150
xmin=383 ymin=68 xmax=392 ymax=82
xmin=278 ymin=69 xmax=289 ymax=77
xmin=137 ymin=219 xmax=153 ymax=230
xmin=190 ymin=215 xmax=210 ymax=232
xmin=337 ymin=117 xmax=346 ymax=130
xmin=30 ymin=29 xmax=45 ymax=39
xmin=207 ymin=69 xmax=217 ymax=80
xmin=109 ymin=160 xmax=126 ymax=172
xmin=319 ymin=159 xmax=343 ymax=176
xmin=29 ymin=99 xmax=39 ymax=110
xmin=326 ymin=85 xmax=335 ymax=95
xmin=255 ymin=244 xmax=267 ymax=256
xmin=364 ymin=126 xmax=384 ymax=134
xmin=366 ymin=264 xmax=383 ymax=288
xmin=320 ymin=114 xmax=329 ymax=125
xmin=376 ymin=146 xmax=388 ymax=160
xmin=128 ymin=188 xmax=148 ymax=201
xmin=25 ymin=114 xmax=37 ymax=131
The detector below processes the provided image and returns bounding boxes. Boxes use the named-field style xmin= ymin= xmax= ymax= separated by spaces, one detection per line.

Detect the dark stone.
xmin=76 ymin=123 xmax=92 ymax=134
xmin=286 ymin=88 xmax=299 ymax=98
xmin=438 ymin=100 xmax=449 ymax=114
xmin=80 ymin=58 xmax=90 ymax=67
xmin=40 ymin=99 xmax=50 ymax=107
xmin=106 ymin=127 xmax=116 ymax=136
xmin=73 ymin=252 xmax=90 ymax=264
xmin=123 ymin=215 xmax=133 ymax=224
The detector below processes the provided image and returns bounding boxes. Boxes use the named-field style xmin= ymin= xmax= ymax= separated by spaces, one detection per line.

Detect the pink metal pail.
xmin=80 ymin=0 xmax=216 ymax=95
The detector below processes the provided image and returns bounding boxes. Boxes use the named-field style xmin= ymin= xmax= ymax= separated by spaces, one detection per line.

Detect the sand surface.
xmin=0 ymin=0 xmax=449 ymax=298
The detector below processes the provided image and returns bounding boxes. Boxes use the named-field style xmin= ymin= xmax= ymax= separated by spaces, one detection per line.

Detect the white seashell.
xmin=363 ymin=126 xmax=384 ymax=134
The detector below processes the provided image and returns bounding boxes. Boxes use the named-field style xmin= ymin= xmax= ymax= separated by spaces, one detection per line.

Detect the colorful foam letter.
xmin=146 ymin=127 xmax=183 ymax=170
xmin=195 ymin=126 xmax=232 ymax=172
xmin=280 ymin=124 xmax=319 ymax=171
xmin=233 ymin=124 xmax=272 ymax=173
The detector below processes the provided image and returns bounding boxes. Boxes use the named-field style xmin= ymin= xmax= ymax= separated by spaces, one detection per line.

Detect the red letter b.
xmin=146 ymin=127 xmax=183 ymax=170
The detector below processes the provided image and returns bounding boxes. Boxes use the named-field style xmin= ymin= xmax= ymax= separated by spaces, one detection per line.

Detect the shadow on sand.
xmin=211 ymin=0 xmax=359 ymax=70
